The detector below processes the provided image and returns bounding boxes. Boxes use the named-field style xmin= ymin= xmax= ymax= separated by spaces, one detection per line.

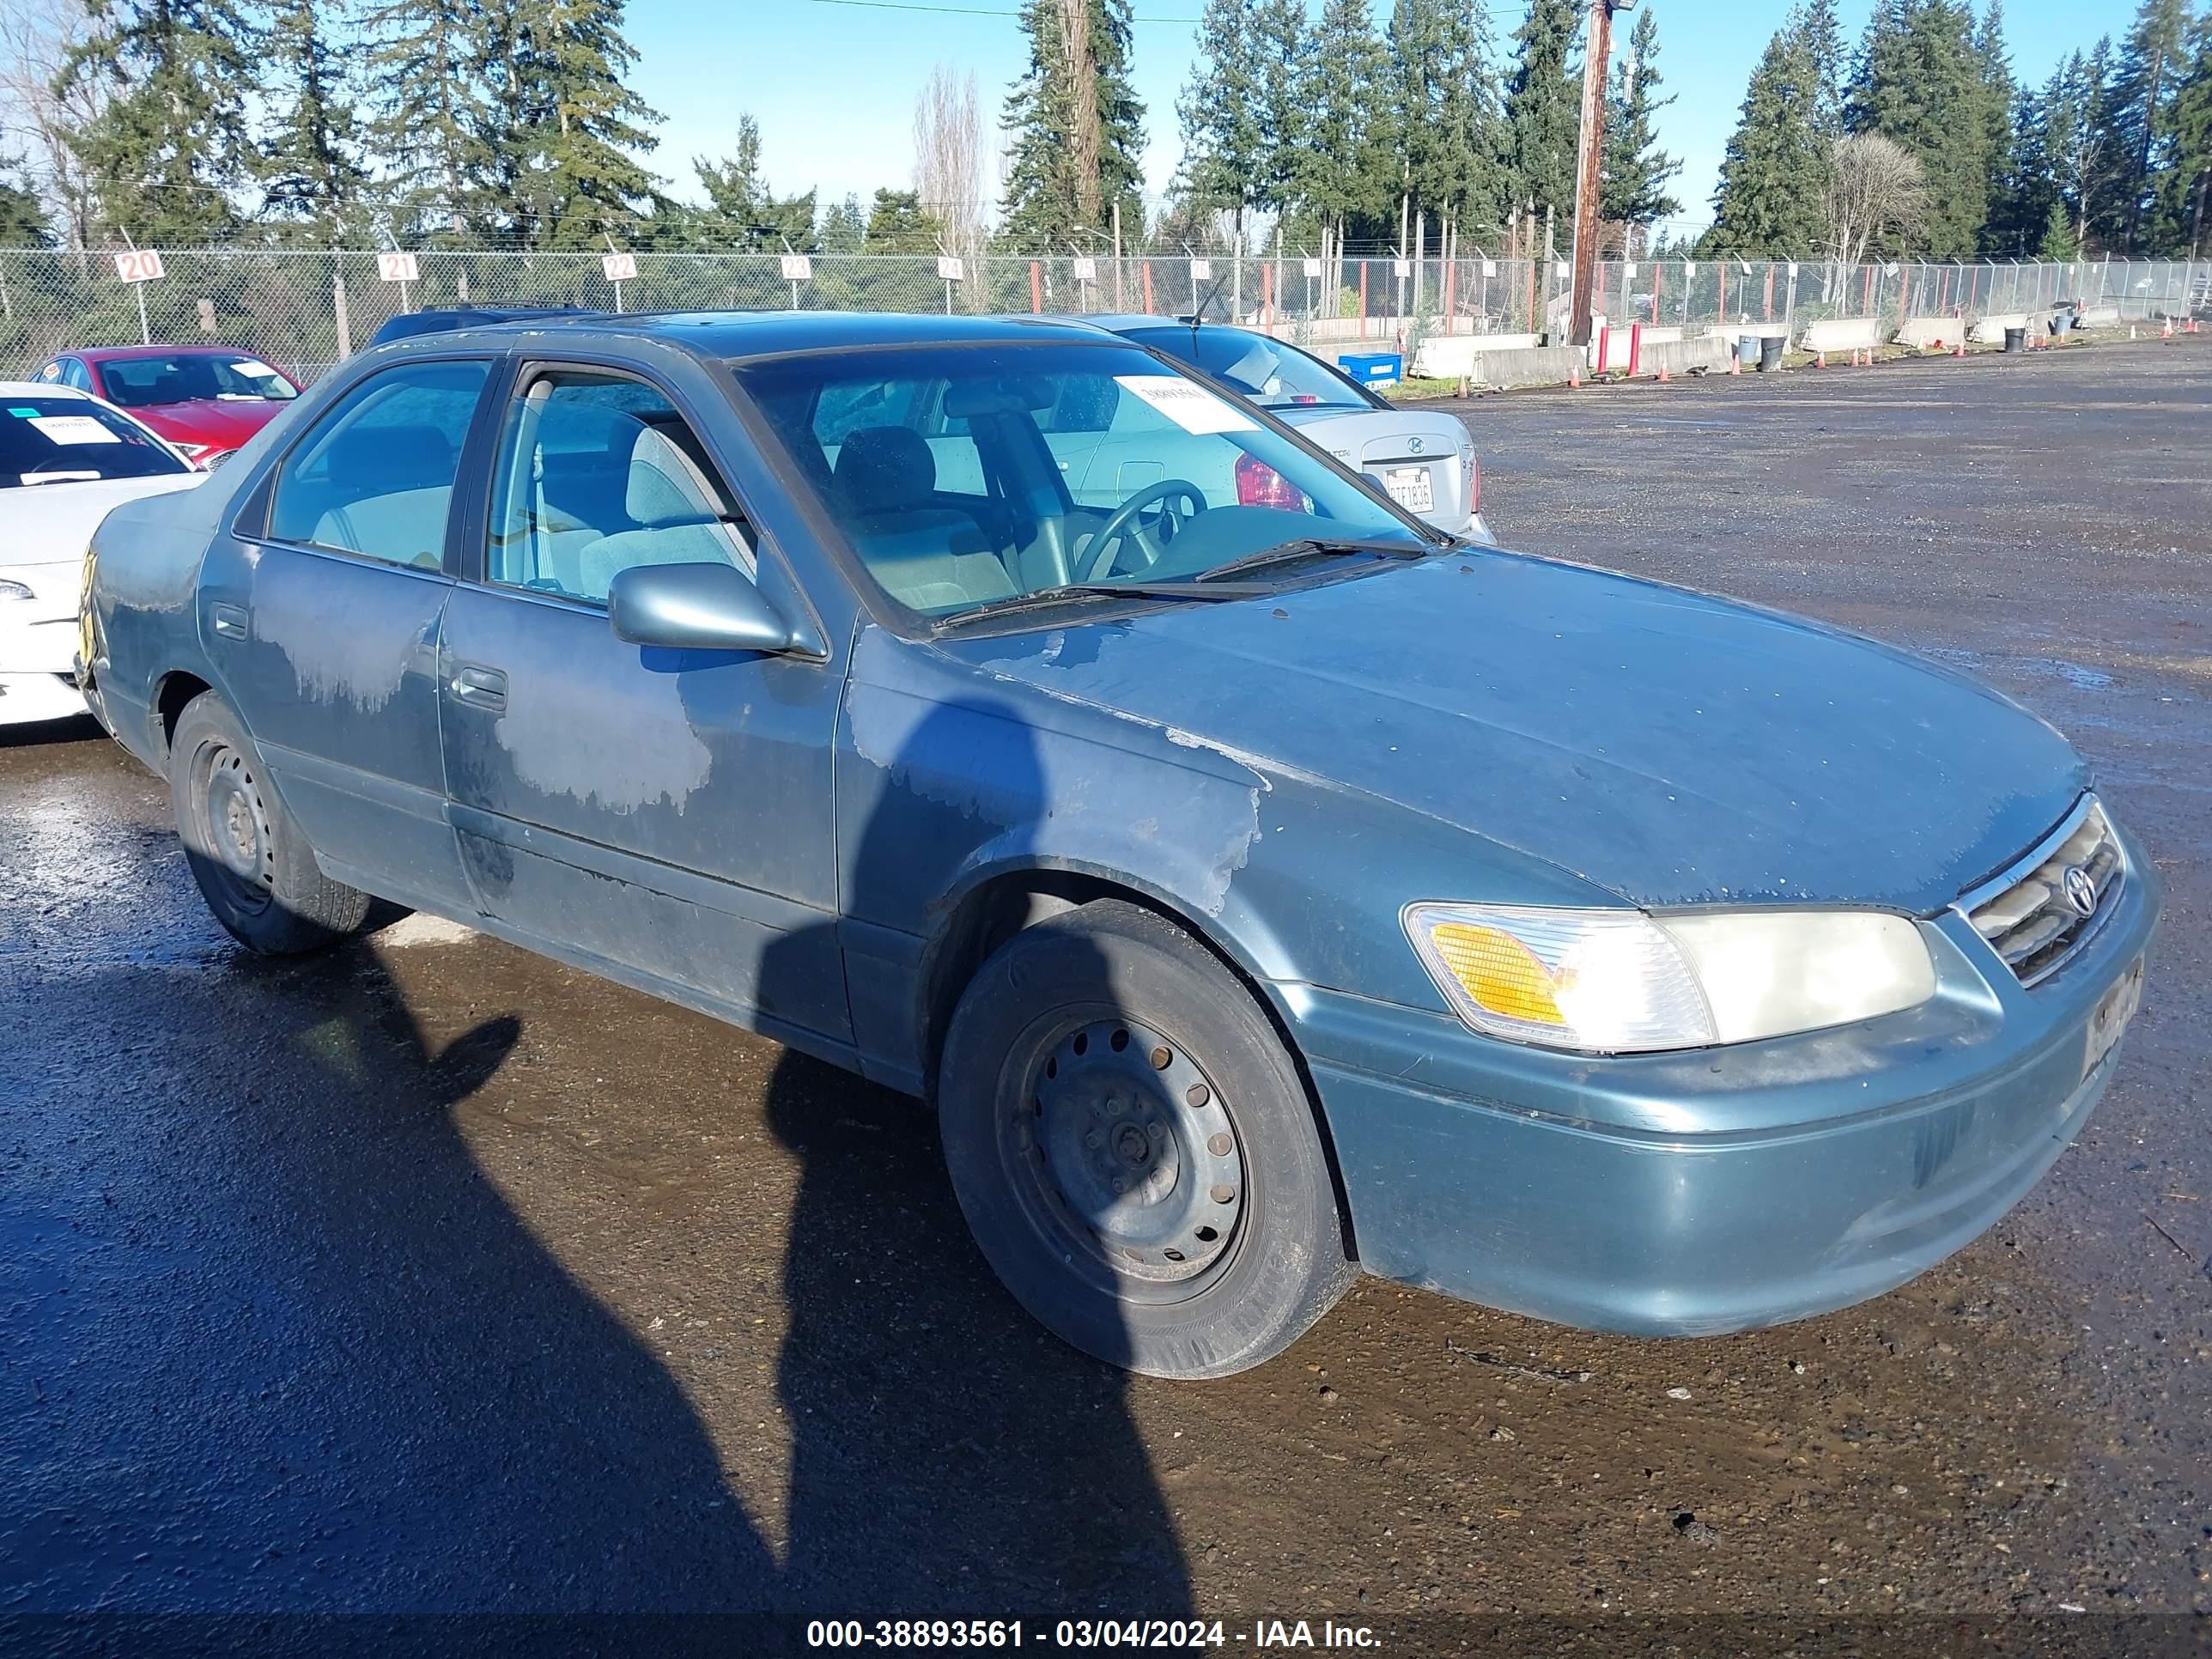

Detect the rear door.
xmin=198 ymin=355 xmax=495 ymax=910
xmin=435 ymin=361 xmax=850 ymax=1045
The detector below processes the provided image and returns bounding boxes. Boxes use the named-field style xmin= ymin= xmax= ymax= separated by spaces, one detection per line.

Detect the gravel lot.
xmin=3 ymin=336 xmax=2208 ymax=1652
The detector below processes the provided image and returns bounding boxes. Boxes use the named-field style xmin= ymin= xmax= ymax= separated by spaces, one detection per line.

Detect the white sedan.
xmin=2 ymin=380 xmax=203 ymax=726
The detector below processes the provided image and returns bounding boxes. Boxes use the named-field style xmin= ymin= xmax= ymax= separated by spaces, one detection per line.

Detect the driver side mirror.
xmin=607 ymin=562 xmax=815 ymax=657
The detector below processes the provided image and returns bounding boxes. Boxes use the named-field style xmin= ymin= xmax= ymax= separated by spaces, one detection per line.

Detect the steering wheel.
xmin=1079 ymin=479 xmax=1205 ymax=581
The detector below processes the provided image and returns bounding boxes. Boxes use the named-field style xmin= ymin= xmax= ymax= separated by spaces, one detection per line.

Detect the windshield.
xmin=97 ymin=353 xmax=298 ymax=407
xmin=1 ymin=397 xmax=189 ymax=489
xmin=736 ymin=342 xmax=1426 ymax=621
xmin=1116 ymin=326 xmax=1379 ymax=411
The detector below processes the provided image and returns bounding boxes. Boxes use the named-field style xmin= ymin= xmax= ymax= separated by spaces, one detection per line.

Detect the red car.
xmin=35 ymin=345 xmax=301 ymax=467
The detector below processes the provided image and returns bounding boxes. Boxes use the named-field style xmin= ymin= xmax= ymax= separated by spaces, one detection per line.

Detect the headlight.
xmin=0 ymin=578 xmax=33 ymax=602
xmin=1404 ymin=902 xmax=1936 ymax=1053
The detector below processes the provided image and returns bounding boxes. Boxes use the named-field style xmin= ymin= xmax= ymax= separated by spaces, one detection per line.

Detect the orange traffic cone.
xmin=1729 ymin=349 xmax=1741 ymax=374
xmin=1568 ymin=360 xmax=1581 ymax=388
xmin=2160 ymin=317 xmax=2172 ymax=338
xmin=1953 ymin=339 xmax=1967 ymax=358
xmin=1656 ymin=361 xmax=1671 ymax=383
xmin=1813 ymin=349 xmax=1827 ymax=368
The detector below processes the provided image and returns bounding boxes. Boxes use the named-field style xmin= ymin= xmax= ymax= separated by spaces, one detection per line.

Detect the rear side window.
xmin=268 ymin=361 xmax=489 ymax=568
xmin=99 ymin=353 xmax=298 ymax=406
xmin=1 ymin=397 xmax=189 ymax=489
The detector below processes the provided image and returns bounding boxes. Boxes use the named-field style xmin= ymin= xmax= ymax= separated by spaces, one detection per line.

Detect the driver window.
xmin=488 ymin=369 xmax=754 ymax=605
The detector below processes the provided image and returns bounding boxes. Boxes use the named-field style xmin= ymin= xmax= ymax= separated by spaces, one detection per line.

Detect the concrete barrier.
xmin=1633 ymin=333 xmax=1739 ymax=378
xmin=1407 ymin=332 xmax=1542 ymax=377
xmin=1967 ymin=313 xmax=2030 ymax=344
xmin=1800 ymin=316 xmax=1883 ymax=352
xmin=1893 ymin=315 xmax=1972 ymax=348
xmin=1455 ymin=344 xmax=1589 ymax=389
xmin=2073 ymin=304 xmax=2121 ymax=328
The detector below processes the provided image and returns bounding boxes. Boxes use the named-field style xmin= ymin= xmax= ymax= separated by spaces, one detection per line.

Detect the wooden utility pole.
xmin=1569 ymin=0 xmax=1634 ymax=348
xmin=1060 ymin=0 xmax=1103 ymax=228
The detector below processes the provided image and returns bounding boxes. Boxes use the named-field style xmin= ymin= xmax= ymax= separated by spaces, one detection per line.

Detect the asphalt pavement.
xmin=3 ymin=337 xmax=2209 ymax=1652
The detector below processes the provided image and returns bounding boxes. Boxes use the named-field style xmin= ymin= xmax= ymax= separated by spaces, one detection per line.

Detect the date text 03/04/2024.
xmin=805 ymin=1619 xmax=1383 ymax=1649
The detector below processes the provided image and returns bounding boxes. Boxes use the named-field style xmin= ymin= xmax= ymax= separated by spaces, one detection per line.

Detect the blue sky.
xmin=629 ymin=0 xmax=2090 ymax=240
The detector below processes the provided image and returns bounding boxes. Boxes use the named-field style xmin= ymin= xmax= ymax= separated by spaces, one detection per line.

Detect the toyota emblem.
xmin=2061 ymin=865 xmax=2097 ymax=918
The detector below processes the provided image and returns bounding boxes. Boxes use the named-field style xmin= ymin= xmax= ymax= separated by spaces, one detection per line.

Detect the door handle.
xmin=449 ymin=664 xmax=507 ymax=713
xmin=209 ymin=603 xmax=248 ymax=641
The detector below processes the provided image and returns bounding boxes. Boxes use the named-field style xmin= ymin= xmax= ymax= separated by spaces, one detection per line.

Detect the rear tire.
xmin=168 ymin=691 xmax=371 ymax=955
xmin=939 ymin=899 xmax=1353 ymax=1379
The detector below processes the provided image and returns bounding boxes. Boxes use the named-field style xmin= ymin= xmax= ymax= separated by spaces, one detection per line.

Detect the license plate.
xmin=1383 ymin=466 xmax=1433 ymax=514
xmin=2084 ymin=956 xmax=2143 ymax=1079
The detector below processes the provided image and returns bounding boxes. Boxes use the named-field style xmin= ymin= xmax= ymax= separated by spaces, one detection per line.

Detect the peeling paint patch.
xmin=264 ymin=615 xmax=414 ymax=714
xmin=493 ymin=657 xmax=714 ymax=815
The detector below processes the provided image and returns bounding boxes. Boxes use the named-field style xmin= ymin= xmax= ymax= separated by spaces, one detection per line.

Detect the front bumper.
xmin=1285 ymin=827 xmax=2161 ymax=1336
xmin=1 ymin=593 xmax=90 ymax=725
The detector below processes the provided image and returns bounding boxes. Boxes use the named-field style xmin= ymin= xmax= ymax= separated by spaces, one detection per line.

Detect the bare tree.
xmin=0 ymin=0 xmax=108 ymax=253
xmin=1824 ymin=133 xmax=1927 ymax=268
xmin=913 ymin=65 xmax=986 ymax=307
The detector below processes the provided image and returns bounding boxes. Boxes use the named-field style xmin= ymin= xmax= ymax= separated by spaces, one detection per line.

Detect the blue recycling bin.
xmin=1339 ymin=352 xmax=1404 ymax=387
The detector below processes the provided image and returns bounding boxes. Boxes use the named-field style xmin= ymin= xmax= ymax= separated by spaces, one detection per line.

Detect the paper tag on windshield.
xmin=230 ymin=360 xmax=281 ymax=378
xmin=27 ymin=415 xmax=118 ymax=445
xmin=1113 ymin=375 xmax=1256 ymax=435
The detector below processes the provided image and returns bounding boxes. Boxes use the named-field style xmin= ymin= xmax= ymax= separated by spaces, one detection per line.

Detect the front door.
xmin=198 ymin=356 xmax=494 ymax=910
xmin=436 ymin=363 xmax=849 ymax=1049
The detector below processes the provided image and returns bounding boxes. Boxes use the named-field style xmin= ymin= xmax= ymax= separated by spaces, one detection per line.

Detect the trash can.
xmin=1759 ymin=336 xmax=1785 ymax=373
xmin=1339 ymin=352 xmax=1403 ymax=389
xmin=2004 ymin=325 xmax=2026 ymax=353
xmin=1737 ymin=333 xmax=1759 ymax=367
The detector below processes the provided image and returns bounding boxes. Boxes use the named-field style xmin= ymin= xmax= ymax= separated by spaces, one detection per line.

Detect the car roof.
xmin=72 ymin=343 xmax=277 ymax=362
xmin=0 ymin=379 xmax=88 ymax=398
xmin=368 ymin=308 xmax=1121 ymax=362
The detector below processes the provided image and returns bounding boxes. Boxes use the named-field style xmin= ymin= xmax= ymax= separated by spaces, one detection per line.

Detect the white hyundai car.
xmin=2 ymin=380 xmax=204 ymax=726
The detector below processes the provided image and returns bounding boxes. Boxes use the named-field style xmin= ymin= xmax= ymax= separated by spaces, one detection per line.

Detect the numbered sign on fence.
xmin=1787 ymin=262 xmax=1799 ymax=279
xmin=1683 ymin=261 xmax=1697 ymax=277
xmin=112 ymin=250 xmax=165 ymax=284
xmin=1480 ymin=259 xmax=1496 ymax=277
xmin=937 ymin=255 xmax=964 ymax=281
xmin=1301 ymin=258 xmax=1321 ymax=279
xmin=377 ymin=251 xmax=419 ymax=283
xmin=1189 ymin=258 xmax=1212 ymax=280
xmin=602 ymin=252 xmax=639 ymax=283
xmin=1072 ymin=256 xmax=1097 ymax=281
xmin=780 ymin=253 xmax=813 ymax=281
xmin=1395 ymin=258 xmax=1411 ymax=278
xmin=1623 ymin=262 xmax=1637 ymax=279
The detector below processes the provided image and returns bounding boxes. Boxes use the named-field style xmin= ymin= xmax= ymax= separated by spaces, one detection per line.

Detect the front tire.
xmin=939 ymin=899 xmax=1353 ymax=1378
xmin=168 ymin=691 xmax=371 ymax=955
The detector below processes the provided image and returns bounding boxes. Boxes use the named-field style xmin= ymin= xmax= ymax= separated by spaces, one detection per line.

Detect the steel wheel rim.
xmin=193 ymin=740 xmax=275 ymax=915
xmin=1003 ymin=1013 xmax=1248 ymax=1301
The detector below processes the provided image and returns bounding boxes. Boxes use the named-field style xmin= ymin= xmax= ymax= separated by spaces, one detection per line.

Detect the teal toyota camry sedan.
xmin=78 ymin=311 xmax=2158 ymax=1378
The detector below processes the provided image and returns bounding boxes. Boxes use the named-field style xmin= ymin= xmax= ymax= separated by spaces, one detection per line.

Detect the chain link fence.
xmin=3 ymin=246 xmax=2206 ymax=386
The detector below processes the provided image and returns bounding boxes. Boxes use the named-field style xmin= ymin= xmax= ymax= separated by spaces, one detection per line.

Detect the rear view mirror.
xmin=607 ymin=562 xmax=812 ymax=656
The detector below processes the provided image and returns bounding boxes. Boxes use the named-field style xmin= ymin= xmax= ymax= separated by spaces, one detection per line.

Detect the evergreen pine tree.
xmin=863 ymin=187 xmax=944 ymax=253
xmin=58 ymin=0 xmax=261 ymax=242
xmin=2101 ymin=0 xmax=2189 ymax=249
xmin=1707 ymin=13 xmax=1830 ymax=254
xmin=0 ymin=160 xmax=53 ymax=245
xmin=1501 ymin=0 xmax=1582 ymax=231
xmin=1250 ymin=0 xmax=1308 ymax=216
xmin=487 ymin=0 xmax=664 ymax=248
xmin=1601 ymin=7 xmax=1681 ymax=254
xmin=1971 ymin=0 xmax=2016 ymax=249
xmin=360 ymin=0 xmax=495 ymax=239
xmin=1387 ymin=0 xmax=1504 ymax=233
xmin=1293 ymin=0 xmax=1395 ymax=244
xmin=2037 ymin=198 xmax=2082 ymax=257
xmin=1176 ymin=0 xmax=1267 ymax=226
xmin=689 ymin=114 xmax=816 ymax=251
xmin=1845 ymin=0 xmax=1997 ymax=253
xmin=1000 ymin=0 xmax=1146 ymax=248
xmin=2170 ymin=15 xmax=2212 ymax=253
xmin=258 ymin=0 xmax=368 ymax=243
xmin=1798 ymin=0 xmax=1847 ymax=135
xmin=817 ymin=194 xmax=866 ymax=253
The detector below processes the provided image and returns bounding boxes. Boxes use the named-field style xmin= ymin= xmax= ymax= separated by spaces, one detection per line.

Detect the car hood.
xmin=4 ymin=474 xmax=204 ymax=568
xmin=128 ymin=398 xmax=286 ymax=450
xmin=951 ymin=551 xmax=2086 ymax=911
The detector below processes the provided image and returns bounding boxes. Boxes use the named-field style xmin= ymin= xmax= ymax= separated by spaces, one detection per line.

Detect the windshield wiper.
xmin=1194 ymin=537 xmax=1434 ymax=584
xmin=934 ymin=579 xmax=1270 ymax=629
